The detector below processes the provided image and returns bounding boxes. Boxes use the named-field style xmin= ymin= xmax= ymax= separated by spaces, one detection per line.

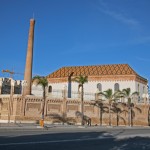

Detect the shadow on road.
xmin=0 ymin=130 xmax=150 ymax=150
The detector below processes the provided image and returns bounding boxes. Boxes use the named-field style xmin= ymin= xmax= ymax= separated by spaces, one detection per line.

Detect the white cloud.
xmin=136 ymin=56 xmax=150 ymax=62
xmin=136 ymin=36 xmax=150 ymax=44
xmin=98 ymin=0 xmax=140 ymax=28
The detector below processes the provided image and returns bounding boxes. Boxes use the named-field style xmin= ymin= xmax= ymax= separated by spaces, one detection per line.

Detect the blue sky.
xmin=0 ymin=0 xmax=150 ymax=84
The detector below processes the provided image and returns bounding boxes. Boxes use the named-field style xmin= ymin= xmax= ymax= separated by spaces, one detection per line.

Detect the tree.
xmin=99 ymin=89 xmax=119 ymax=126
xmin=32 ymin=76 xmax=48 ymax=125
xmin=120 ymin=88 xmax=140 ymax=126
xmin=73 ymin=75 xmax=88 ymax=125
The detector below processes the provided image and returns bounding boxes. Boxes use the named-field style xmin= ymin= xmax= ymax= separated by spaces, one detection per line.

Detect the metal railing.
xmin=47 ymin=90 xmax=96 ymax=101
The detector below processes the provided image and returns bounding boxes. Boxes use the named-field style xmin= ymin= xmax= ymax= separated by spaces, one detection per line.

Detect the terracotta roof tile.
xmin=47 ymin=64 xmax=138 ymax=78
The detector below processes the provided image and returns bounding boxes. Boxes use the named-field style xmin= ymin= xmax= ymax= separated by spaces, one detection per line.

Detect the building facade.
xmin=43 ymin=64 xmax=149 ymax=102
xmin=0 ymin=64 xmax=150 ymax=125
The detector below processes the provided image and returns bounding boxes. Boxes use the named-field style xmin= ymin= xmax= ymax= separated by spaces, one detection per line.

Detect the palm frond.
xmin=32 ymin=75 xmax=48 ymax=90
xmin=73 ymin=75 xmax=88 ymax=85
xmin=122 ymin=88 xmax=131 ymax=97
xmin=131 ymin=91 xmax=139 ymax=96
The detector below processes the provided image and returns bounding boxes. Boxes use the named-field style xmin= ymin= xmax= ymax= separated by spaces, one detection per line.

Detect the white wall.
xmin=31 ymin=80 xmax=148 ymax=101
xmin=135 ymin=81 xmax=148 ymax=98
xmin=32 ymin=84 xmax=43 ymax=97
xmin=48 ymin=80 xmax=136 ymax=94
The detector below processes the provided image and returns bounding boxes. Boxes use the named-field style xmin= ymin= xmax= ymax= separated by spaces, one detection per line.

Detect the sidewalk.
xmin=0 ymin=122 xmax=79 ymax=130
xmin=0 ymin=123 xmax=42 ymax=130
xmin=0 ymin=123 xmax=150 ymax=130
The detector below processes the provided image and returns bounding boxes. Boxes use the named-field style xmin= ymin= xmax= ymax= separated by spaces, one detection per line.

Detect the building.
xmin=39 ymin=64 xmax=149 ymax=102
xmin=0 ymin=18 xmax=149 ymax=125
xmin=0 ymin=78 xmax=22 ymax=95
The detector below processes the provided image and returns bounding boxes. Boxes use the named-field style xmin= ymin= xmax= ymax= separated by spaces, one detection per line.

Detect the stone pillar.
xmin=21 ymin=80 xmax=27 ymax=116
xmin=24 ymin=19 xmax=35 ymax=95
xmin=10 ymin=79 xmax=15 ymax=115
xmin=10 ymin=79 xmax=15 ymax=95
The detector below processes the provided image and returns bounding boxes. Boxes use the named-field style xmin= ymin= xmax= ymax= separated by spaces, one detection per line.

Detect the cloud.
xmin=60 ymin=43 xmax=97 ymax=54
xmin=135 ymin=36 xmax=150 ymax=44
xmin=136 ymin=56 xmax=150 ymax=62
xmin=97 ymin=0 xmax=140 ymax=28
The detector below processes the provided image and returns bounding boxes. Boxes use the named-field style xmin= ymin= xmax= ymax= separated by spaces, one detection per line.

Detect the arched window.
xmin=97 ymin=83 xmax=102 ymax=91
xmin=48 ymin=86 xmax=52 ymax=93
xmin=143 ymin=86 xmax=145 ymax=94
xmin=114 ymin=83 xmax=119 ymax=91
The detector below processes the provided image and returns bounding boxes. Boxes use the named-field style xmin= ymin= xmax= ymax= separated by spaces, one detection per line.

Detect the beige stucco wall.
xmin=0 ymin=95 xmax=150 ymax=126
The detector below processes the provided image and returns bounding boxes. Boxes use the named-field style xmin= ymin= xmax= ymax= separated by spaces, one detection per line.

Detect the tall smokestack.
xmin=24 ymin=19 xmax=35 ymax=95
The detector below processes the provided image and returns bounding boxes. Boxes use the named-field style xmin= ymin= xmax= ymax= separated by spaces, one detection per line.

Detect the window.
xmin=114 ymin=83 xmax=119 ymax=91
xmin=143 ymin=86 xmax=145 ymax=94
xmin=97 ymin=83 xmax=102 ymax=91
xmin=48 ymin=86 xmax=52 ymax=93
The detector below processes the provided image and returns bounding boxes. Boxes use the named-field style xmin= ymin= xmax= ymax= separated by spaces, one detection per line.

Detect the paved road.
xmin=0 ymin=127 xmax=150 ymax=150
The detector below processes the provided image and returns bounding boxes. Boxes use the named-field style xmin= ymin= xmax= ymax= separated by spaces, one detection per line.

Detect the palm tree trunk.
xmin=117 ymin=113 xmax=119 ymax=126
xmin=81 ymin=85 xmax=84 ymax=125
xmin=100 ymin=108 xmax=102 ymax=126
xmin=109 ymin=104 xmax=111 ymax=126
xmin=130 ymin=108 xmax=132 ymax=127
xmin=42 ymin=89 xmax=46 ymax=120
xmin=128 ymin=107 xmax=131 ymax=126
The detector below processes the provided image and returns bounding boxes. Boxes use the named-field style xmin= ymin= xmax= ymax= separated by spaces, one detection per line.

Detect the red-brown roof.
xmin=47 ymin=64 xmax=140 ymax=77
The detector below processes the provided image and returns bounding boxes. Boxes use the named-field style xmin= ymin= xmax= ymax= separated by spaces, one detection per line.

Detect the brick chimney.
xmin=24 ymin=19 xmax=35 ymax=95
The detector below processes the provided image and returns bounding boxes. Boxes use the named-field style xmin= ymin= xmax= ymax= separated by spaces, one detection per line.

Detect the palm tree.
xmin=32 ymin=76 xmax=48 ymax=125
xmin=73 ymin=75 xmax=88 ymax=125
xmin=99 ymin=89 xmax=119 ymax=126
xmin=91 ymin=99 xmax=108 ymax=126
xmin=120 ymin=88 xmax=139 ymax=126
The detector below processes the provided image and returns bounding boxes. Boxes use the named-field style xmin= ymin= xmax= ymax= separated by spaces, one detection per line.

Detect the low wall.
xmin=0 ymin=95 xmax=150 ymax=126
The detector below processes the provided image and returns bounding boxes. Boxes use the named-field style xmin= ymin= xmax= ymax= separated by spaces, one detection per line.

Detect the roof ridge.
xmin=47 ymin=64 xmax=138 ymax=78
xmin=62 ymin=63 xmax=129 ymax=68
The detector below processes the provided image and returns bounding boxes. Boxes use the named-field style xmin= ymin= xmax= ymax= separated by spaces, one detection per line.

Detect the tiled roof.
xmin=47 ymin=64 xmax=138 ymax=78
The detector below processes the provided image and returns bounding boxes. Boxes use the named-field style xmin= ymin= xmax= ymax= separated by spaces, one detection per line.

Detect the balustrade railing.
xmin=47 ymin=89 xmax=96 ymax=101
